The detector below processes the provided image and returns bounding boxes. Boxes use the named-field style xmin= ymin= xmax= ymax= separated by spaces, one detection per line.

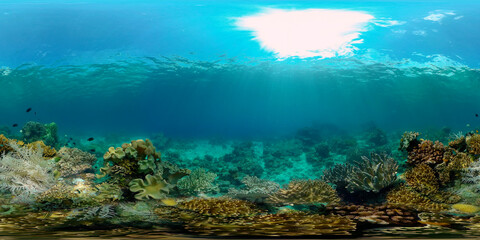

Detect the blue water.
xmin=0 ymin=0 xmax=479 ymax=139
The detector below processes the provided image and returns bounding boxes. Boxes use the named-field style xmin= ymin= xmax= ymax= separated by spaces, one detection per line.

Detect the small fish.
xmin=73 ymin=142 xmax=76 ymax=145
xmin=69 ymin=137 xmax=73 ymax=140
xmin=87 ymin=137 xmax=94 ymax=141
xmin=89 ymin=149 xmax=96 ymax=152
xmin=26 ymin=107 xmax=32 ymax=112
xmin=476 ymin=113 xmax=479 ymax=117
xmin=12 ymin=123 xmax=18 ymax=127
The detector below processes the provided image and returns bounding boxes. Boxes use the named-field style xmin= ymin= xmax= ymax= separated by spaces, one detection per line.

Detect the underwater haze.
xmin=1 ymin=0 xmax=479 ymax=138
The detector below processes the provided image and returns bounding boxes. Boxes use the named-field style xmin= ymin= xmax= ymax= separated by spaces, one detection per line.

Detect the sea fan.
xmin=0 ymin=142 xmax=55 ymax=202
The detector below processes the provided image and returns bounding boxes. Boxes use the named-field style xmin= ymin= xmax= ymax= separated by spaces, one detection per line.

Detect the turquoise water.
xmin=1 ymin=0 xmax=480 ymax=239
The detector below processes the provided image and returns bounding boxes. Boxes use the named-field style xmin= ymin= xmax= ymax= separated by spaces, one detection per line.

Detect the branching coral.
xmin=404 ymin=164 xmax=439 ymax=195
xmin=56 ymin=147 xmax=96 ymax=178
xmin=177 ymin=168 xmax=218 ymax=195
xmin=0 ymin=142 xmax=55 ymax=203
xmin=323 ymin=153 xmax=398 ymax=193
xmin=386 ymin=185 xmax=448 ymax=212
xmin=179 ymin=198 xmax=261 ymax=217
xmin=407 ymin=140 xmax=445 ymax=166
xmin=466 ymin=134 xmax=480 ymax=155
xmin=267 ymin=179 xmax=340 ymax=205
xmin=227 ymin=176 xmax=280 ymax=203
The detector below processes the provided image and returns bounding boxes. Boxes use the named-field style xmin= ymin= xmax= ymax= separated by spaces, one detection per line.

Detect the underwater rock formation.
xmin=267 ymin=179 xmax=340 ymax=205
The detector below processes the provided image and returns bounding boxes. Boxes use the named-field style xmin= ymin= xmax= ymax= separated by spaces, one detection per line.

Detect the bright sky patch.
xmin=235 ymin=9 xmax=375 ymax=59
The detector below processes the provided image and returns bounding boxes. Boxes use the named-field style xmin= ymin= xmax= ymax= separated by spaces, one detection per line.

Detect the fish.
xmin=12 ymin=123 xmax=18 ymax=127
xmin=87 ymin=137 xmax=94 ymax=141
xmin=26 ymin=107 xmax=32 ymax=112
xmin=476 ymin=113 xmax=479 ymax=117
xmin=89 ymin=149 xmax=96 ymax=152
xmin=73 ymin=142 xmax=76 ymax=145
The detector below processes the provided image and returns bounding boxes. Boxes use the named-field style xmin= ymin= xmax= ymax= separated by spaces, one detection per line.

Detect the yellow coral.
xmin=387 ymin=186 xmax=448 ymax=212
xmin=452 ymin=204 xmax=480 ymax=214
xmin=405 ymin=164 xmax=439 ymax=195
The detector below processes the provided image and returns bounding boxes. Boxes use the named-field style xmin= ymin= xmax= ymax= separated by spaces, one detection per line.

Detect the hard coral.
xmin=267 ymin=179 xmax=340 ymax=205
xmin=466 ymin=134 xmax=480 ymax=155
xmin=227 ymin=176 xmax=280 ymax=203
xmin=326 ymin=204 xmax=419 ymax=226
xmin=21 ymin=121 xmax=58 ymax=147
xmin=323 ymin=153 xmax=398 ymax=193
xmin=177 ymin=168 xmax=218 ymax=196
xmin=404 ymin=164 xmax=439 ymax=195
xmin=387 ymin=186 xmax=448 ymax=212
xmin=56 ymin=147 xmax=96 ymax=177
xmin=407 ymin=140 xmax=445 ymax=166
xmin=179 ymin=198 xmax=261 ymax=217
xmin=184 ymin=212 xmax=356 ymax=237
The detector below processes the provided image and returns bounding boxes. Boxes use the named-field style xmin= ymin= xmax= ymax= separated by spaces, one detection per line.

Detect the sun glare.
xmin=235 ymin=8 xmax=374 ymax=59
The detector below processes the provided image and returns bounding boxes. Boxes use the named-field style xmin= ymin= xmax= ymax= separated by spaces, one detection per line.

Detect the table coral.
xmin=267 ymin=179 xmax=340 ymax=205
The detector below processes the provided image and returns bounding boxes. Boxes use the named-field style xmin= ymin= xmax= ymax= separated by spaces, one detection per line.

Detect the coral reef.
xmin=177 ymin=168 xmax=218 ymax=195
xmin=267 ymin=179 xmax=340 ymax=205
xmin=405 ymin=164 xmax=439 ymax=195
xmin=407 ymin=140 xmax=445 ymax=166
xmin=21 ymin=122 xmax=58 ymax=147
xmin=56 ymin=147 xmax=96 ymax=178
xmin=226 ymin=176 xmax=280 ymax=202
xmin=0 ymin=142 xmax=55 ymax=203
xmin=386 ymin=186 xmax=448 ymax=212
xmin=128 ymin=174 xmax=170 ymax=200
xmin=399 ymin=131 xmax=420 ymax=152
xmin=179 ymin=198 xmax=261 ymax=217
xmin=466 ymin=134 xmax=480 ymax=155
xmin=183 ymin=212 xmax=356 ymax=237
xmin=99 ymin=139 xmax=190 ymax=200
xmin=326 ymin=204 xmax=419 ymax=226
xmin=323 ymin=153 xmax=398 ymax=193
